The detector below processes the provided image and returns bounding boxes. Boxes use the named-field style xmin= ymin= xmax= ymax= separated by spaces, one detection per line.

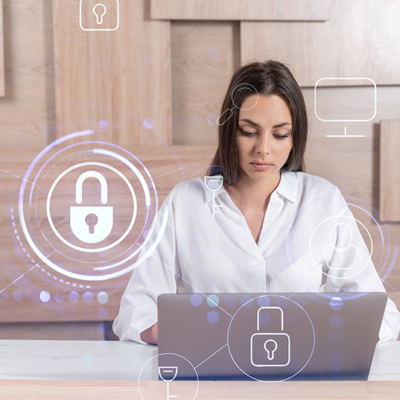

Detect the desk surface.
xmin=0 ymin=340 xmax=399 ymax=381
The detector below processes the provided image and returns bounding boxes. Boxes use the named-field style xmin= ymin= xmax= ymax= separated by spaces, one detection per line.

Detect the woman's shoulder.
xmin=290 ymin=171 xmax=341 ymax=196
xmin=164 ymin=177 xmax=205 ymax=204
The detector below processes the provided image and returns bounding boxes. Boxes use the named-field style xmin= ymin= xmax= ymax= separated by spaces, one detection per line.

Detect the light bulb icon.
xmin=93 ymin=3 xmax=107 ymax=25
xmin=264 ymin=339 xmax=278 ymax=361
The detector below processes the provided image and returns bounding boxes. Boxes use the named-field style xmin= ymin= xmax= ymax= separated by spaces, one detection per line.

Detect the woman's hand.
xmin=140 ymin=322 xmax=158 ymax=344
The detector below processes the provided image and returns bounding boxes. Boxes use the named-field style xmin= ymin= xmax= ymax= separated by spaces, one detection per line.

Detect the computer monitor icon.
xmin=314 ymin=77 xmax=377 ymax=138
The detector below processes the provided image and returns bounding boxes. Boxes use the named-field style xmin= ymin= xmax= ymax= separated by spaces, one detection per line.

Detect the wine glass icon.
xmin=204 ymin=176 xmax=224 ymax=218
xmin=158 ymin=366 xmax=178 ymax=399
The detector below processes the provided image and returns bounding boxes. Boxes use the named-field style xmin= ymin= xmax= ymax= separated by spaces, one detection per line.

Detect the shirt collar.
xmin=202 ymin=171 xmax=298 ymax=204
xmin=275 ymin=171 xmax=297 ymax=203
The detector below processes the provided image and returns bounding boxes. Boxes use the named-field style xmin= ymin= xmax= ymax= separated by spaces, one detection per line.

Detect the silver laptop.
xmin=158 ymin=292 xmax=387 ymax=381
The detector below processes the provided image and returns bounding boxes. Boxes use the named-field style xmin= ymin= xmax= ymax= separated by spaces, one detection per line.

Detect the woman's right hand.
xmin=140 ymin=322 xmax=158 ymax=345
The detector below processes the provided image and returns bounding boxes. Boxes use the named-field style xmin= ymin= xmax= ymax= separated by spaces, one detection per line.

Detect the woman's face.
xmin=236 ymin=94 xmax=293 ymax=183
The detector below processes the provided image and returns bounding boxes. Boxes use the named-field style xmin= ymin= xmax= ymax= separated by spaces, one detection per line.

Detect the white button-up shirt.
xmin=113 ymin=172 xmax=400 ymax=344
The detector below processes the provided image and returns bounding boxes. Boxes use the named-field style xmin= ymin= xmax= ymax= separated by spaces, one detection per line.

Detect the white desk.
xmin=0 ymin=340 xmax=399 ymax=381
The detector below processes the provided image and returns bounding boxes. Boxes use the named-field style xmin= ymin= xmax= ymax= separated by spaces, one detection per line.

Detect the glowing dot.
xmin=207 ymin=228 xmax=220 ymax=241
xmin=54 ymin=291 xmax=64 ymax=303
xmin=257 ymin=296 xmax=271 ymax=307
xmin=207 ymin=294 xmax=219 ymax=307
xmin=191 ymin=114 xmax=203 ymax=127
xmin=82 ymin=353 xmax=94 ymax=366
xmin=259 ymin=313 xmax=271 ymax=326
xmin=97 ymin=307 xmax=108 ymax=319
xmin=97 ymin=292 xmax=109 ymax=304
xmin=207 ymin=245 xmax=219 ymax=258
xmin=69 ymin=291 xmax=79 ymax=303
xmin=207 ymin=311 xmax=219 ymax=323
xmin=207 ymin=47 xmax=220 ymax=60
xmin=329 ymin=332 xmax=344 ymax=345
xmin=97 ymin=339 xmax=109 ymax=350
xmin=97 ymin=322 xmax=108 ymax=335
xmin=275 ymin=297 xmax=289 ymax=309
xmin=83 ymin=291 xmax=93 ymax=304
xmin=207 ymin=113 xmax=218 ymax=126
xmin=98 ymin=120 xmax=109 ymax=132
xmin=329 ymin=315 xmax=344 ymax=328
xmin=190 ymin=294 xmax=203 ymax=307
xmin=14 ymin=127 xmax=23 ymax=137
xmin=40 ymin=290 xmax=51 ymax=303
xmin=13 ymin=290 xmax=23 ymax=302
xmin=143 ymin=117 xmax=155 ymax=130
xmin=143 ymin=53 xmax=154 ymax=65
xmin=329 ymin=297 xmax=344 ymax=311
xmin=328 ymin=352 xmax=344 ymax=369
xmin=98 ymin=250 xmax=108 ymax=258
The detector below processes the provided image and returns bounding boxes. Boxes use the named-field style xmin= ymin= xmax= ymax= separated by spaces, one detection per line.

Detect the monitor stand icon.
xmin=158 ymin=366 xmax=178 ymax=399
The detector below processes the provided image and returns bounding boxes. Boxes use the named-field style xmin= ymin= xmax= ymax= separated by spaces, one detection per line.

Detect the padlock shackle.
xmin=76 ymin=171 xmax=108 ymax=204
xmin=257 ymin=306 xmax=284 ymax=332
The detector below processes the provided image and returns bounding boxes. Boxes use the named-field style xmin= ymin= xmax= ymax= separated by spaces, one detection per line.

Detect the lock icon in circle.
xmin=80 ymin=0 xmax=120 ymax=31
xmin=250 ymin=306 xmax=291 ymax=367
xmin=70 ymin=171 xmax=113 ymax=244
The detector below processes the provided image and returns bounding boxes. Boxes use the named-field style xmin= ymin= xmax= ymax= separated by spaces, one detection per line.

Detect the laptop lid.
xmin=158 ymin=292 xmax=387 ymax=381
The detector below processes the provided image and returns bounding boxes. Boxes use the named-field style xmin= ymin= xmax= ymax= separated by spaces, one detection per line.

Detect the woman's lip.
xmin=250 ymin=162 xmax=273 ymax=170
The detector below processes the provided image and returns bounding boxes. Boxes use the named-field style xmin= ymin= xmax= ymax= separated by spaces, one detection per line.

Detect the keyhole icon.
xmin=93 ymin=3 xmax=107 ymax=25
xmin=264 ymin=339 xmax=278 ymax=361
xmin=85 ymin=213 xmax=99 ymax=234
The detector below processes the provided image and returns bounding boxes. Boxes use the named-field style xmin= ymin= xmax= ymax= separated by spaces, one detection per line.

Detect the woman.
xmin=113 ymin=60 xmax=400 ymax=345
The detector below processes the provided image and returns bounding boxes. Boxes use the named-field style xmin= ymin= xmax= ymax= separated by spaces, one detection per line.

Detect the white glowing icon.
xmin=204 ymin=176 xmax=224 ymax=218
xmin=70 ymin=171 xmax=113 ymax=244
xmin=264 ymin=339 xmax=278 ymax=360
xmin=93 ymin=4 xmax=107 ymax=25
xmin=79 ymin=0 xmax=120 ymax=31
xmin=158 ymin=366 xmax=178 ymax=399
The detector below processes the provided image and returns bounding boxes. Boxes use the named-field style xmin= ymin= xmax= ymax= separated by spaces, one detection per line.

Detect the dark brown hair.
xmin=208 ymin=60 xmax=308 ymax=186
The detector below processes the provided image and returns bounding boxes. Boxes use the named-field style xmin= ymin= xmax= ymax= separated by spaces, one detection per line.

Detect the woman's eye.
xmin=274 ymin=134 xmax=289 ymax=140
xmin=240 ymin=129 xmax=256 ymax=136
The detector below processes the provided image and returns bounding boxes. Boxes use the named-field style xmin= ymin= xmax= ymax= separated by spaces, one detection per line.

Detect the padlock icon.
xmin=80 ymin=0 xmax=120 ymax=31
xmin=70 ymin=171 xmax=113 ymax=244
xmin=250 ymin=306 xmax=291 ymax=367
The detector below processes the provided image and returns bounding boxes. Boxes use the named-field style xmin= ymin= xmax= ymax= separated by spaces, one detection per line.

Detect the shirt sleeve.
xmin=323 ymin=189 xmax=400 ymax=343
xmin=112 ymin=197 xmax=181 ymax=344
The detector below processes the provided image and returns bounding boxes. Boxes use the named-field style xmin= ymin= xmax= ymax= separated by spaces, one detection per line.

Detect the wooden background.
xmin=0 ymin=0 xmax=399 ymax=340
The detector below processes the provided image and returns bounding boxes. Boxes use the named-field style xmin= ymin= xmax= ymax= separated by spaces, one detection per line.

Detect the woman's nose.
xmin=255 ymin=135 xmax=270 ymax=155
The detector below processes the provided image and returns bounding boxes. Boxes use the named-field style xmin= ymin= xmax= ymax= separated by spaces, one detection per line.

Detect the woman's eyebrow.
xmin=239 ymin=118 xmax=260 ymax=127
xmin=273 ymin=122 xmax=292 ymax=128
xmin=239 ymin=119 xmax=292 ymax=129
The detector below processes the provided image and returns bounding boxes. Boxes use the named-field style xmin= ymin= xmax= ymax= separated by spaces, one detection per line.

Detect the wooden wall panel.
xmin=241 ymin=0 xmax=400 ymax=87
xmin=0 ymin=0 xmax=5 ymax=97
xmin=379 ymin=120 xmax=400 ymax=222
xmin=52 ymin=0 xmax=171 ymax=147
xmin=0 ymin=0 xmax=55 ymax=150
xmin=151 ymin=0 xmax=331 ymax=21
xmin=0 ymin=146 xmax=215 ymax=323
xmin=171 ymin=21 xmax=240 ymax=145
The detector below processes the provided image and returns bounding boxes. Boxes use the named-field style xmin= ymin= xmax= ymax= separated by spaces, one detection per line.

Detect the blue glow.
xmin=207 ymin=294 xmax=219 ymax=307
xmin=207 ymin=311 xmax=219 ymax=324
xmin=190 ymin=294 xmax=203 ymax=307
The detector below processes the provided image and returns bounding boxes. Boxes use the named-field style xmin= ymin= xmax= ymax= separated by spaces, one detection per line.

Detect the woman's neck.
xmin=225 ymin=170 xmax=281 ymax=213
